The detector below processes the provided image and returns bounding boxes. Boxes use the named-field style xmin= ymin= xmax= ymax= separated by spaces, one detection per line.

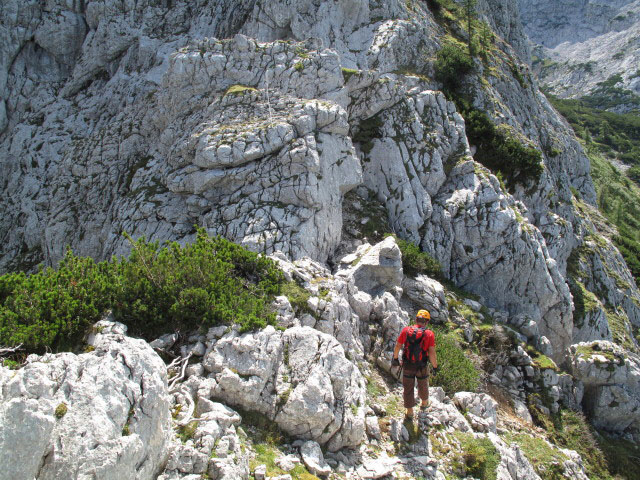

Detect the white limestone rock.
xmin=567 ymin=341 xmax=640 ymax=432
xmin=202 ymin=326 xmax=366 ymax=451
xmin=337 ymin=236 xmax=403 ymax=296
xmin=300 ymin=440 xmax=331 ymax=477
xmin=512 ymin=399 xmax=533 ymax=424
xmin=453 ymin=392 xmax=499 ymax=434
xmin=0 ymin=321 xmax=171 ymax=480
xmin=365 ymin=415 xmax=382 ymax=440
xmin=401 ymin=274 xmax=449 ymax=322
xmin=356 ymin=453 xmax=398 ymax=479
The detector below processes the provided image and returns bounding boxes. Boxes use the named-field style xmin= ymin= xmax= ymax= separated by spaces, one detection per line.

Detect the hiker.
xmin=392 ymin=309 xmax=438 ymax=420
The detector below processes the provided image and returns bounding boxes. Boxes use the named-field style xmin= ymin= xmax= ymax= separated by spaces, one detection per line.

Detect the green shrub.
xmin=431 ymin=327 xmax=480 ymax=395
xmin=453 ymin=432 xmax=499 ymax=480
xmin=113 ymin=231 xmax=284 ymax=338
xmin=390 ymin=235 xmax=443 ymax=279
xmin=461 ymin=106 xmax=544 ymax=187
xmin=0 ymin=253 xmax=113 ymax=351
xmin=434 ymin=43 xmax=474 ymax=95
xmin=0 ymin=229 xmax=285 ymax=352
xmin=54 ymin=403 xmax=68 ymax=419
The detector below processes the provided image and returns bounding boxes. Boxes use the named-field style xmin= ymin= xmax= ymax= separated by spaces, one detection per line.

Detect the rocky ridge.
xmin=519 ymin=0 xmax=640 ymax=110
xmin=1 ymin=0 xmax=640 ymax=476
xmin=1 ymin=239 xmax=620 ymax=479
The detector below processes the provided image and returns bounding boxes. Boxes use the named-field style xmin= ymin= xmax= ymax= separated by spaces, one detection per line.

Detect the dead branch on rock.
xmin=0 ymin=344 xmax=23 ymax=356
xmin=168 ymin=353 xmax=192 ymax=392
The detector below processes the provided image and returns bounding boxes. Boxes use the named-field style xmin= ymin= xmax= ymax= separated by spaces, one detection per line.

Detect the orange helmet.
xmin=416 ymin=309 xmax=431 ymax=322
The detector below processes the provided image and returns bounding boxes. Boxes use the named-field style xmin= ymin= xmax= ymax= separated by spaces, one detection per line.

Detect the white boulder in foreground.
xmin=0 ymin=320 xmax=171 ymax=480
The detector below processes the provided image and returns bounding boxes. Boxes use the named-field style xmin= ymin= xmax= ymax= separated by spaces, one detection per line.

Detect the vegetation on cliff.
xmin=0 ymin=229 xmax=285 ymax=352
xmin=549 ymin=95 xmax=640 ymax=284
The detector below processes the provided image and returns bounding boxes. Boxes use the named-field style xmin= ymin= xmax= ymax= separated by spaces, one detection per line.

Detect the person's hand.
xmin=431 ymin=365 xmax=438 ymax=374
xmin=392 ymin=358 xmax=400 ymax=367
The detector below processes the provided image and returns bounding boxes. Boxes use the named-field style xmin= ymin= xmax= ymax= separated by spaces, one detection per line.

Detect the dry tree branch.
xmin=0 ymin=344 xmax=23 ymax=356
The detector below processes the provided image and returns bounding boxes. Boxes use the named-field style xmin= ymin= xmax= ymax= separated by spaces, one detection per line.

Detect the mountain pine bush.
xmin=0 ymin=229 xmax=285 ymax=352
xmin=390 ymin=234 xmax=443 ymax=279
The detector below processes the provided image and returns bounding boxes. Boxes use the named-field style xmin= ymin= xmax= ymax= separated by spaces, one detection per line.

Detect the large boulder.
xmin=402 ymin=274 xmax=448 ymax=322
xmin=453 ymin=392 xmax=498 ymax=433
xmin=0 ymin=320 xmax=171 ymax=480
xmin=336 ymin=236 xmax=403 ymax=296
xmin=202 ymin=325 xmax=367 ymax=451
xmin=567 ymin=341 xmax=640 ymax=432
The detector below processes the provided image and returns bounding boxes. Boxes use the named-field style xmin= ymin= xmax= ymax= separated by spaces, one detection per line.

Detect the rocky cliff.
xmin=2 ymin=0 xmax=640 ymax=478
xmin=519 ymin=0 xmax=640 ymax=111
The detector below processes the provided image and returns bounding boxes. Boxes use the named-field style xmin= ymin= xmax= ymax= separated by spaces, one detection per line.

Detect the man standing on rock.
xmin=392 ymin=309 xmax=437 ymax=420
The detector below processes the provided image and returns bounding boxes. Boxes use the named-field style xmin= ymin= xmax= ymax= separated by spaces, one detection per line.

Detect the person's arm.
xmin=392 ymin=328 xmax=407 ymax=365
xmin=393 ymin=341 xmax=403 ymax=362
xmin=428 ymin=345 xmax=437 ymax=369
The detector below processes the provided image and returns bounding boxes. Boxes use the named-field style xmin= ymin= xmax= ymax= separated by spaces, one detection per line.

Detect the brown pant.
xmin=402 ymin=362 xmax=429 ymax=408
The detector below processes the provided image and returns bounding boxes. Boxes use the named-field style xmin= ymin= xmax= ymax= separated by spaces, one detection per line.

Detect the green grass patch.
xmin=595 ymin=430 xmax=640 ymax=480
xmin=224 ymin=84 xmax=258 ymax=96
xmin=431 ymin=326 xmax=480 ymax=395
xmin=238 ymin=407 xmax=290 ymax=446
xmin=280 ymin=280 xmax=313 ymax=317
xmin=341 ymin=67 xmax=358 ymax=82
xmin=0 ymin=229 xmax=285 ymax=352
xmin=574 ymin=342 xmax=623 ymax=365
xmin=549 ymin=410 xmax=612 ymax=480
xmin=250 ymin=444 xmax=320 ymax=480
xmin=503 ymin=432 xmax=568 ymax=480
xmin=525 ymin=402 xmax=628 ymax=479
xmin=242 ymin=407 xmax=320 ymax=480
xmin=525 ymin=345 xmax=558 ymax=371
xmin=567 ymin=276 xmax=600 ymax=329
xmin=452 ymin=432 xmax=500 ymax=480
xmin=177 ymin=421 xmax=198 ymax=443
xmin=385 ymin=395 xmax=404 ymax=417
xmin=366 ymin=375 xmax=383 ymax=398
xmin=605 ymin=307 xmax=637 ymax=352
xmin=403 ymin=417 xmax=422 ymax=444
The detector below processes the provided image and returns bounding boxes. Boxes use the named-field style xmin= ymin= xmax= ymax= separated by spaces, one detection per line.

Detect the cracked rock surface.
xmin=0 ymin=319 xmax=171 ymax=480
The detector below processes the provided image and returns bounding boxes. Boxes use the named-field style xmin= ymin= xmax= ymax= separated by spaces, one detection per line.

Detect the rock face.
xmin=2 ymin=0 xmax=640 ymax=449
xmin=202 ymin=325 xmax=367 ymax=451
xmin=3 ymin=0 xmax=638 ymax=365
xmin=568 ymin=341 xmax=640 ymax=432
xmin=520 ymin=0 xmax=640 ymax=108
xmin=0 ymin=320 xmax=171 ymax=480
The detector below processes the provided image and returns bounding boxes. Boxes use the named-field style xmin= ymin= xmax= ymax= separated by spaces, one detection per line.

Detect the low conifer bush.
xmin=388 ymin=234 xmax=443 ymax=279
xmin=0 ymin=229 xmax=285 ymax=352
